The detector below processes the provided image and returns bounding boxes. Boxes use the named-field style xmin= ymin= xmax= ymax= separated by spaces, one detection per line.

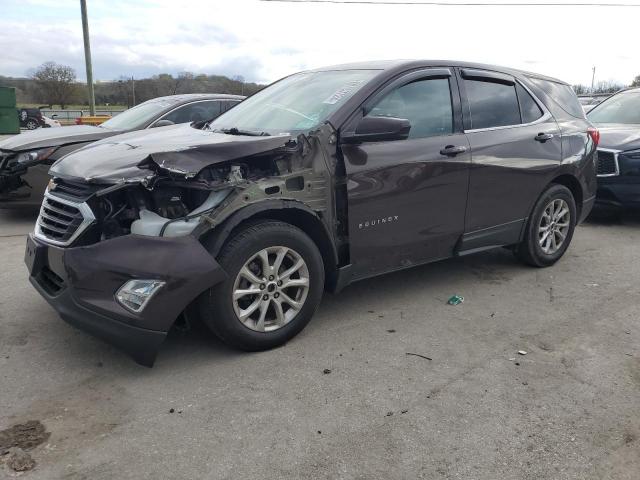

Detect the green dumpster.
xmin=0 ymin=87 xmax=20 ymax=134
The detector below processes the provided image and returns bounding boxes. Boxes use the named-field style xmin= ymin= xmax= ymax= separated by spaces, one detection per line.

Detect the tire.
xmin=26 ymin=119 xmax=39 ymax=130
xmin=199 ymin=220 xmax=325 ymax=351
xmin=515 ymin=184 xmax=577 ymax=267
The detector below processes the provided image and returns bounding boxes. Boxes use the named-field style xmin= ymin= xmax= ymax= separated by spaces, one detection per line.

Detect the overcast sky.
xmin=1 ymin=0 xmax=638 ymax=86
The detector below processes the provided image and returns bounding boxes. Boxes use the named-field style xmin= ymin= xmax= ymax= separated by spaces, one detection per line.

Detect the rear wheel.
xmin=199 ymin=220 xmax=324 ymax=350
xmin=25 ymin=119 xmax=39 ymax=130
xmin=515 ymin=184 xmax=577 ymax=267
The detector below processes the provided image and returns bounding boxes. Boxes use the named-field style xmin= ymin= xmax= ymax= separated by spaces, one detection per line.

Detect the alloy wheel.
xmin=232 ymin=246 xmax=310 ymax=332
xmin=538 ymin=198 xmax=570 ymax=255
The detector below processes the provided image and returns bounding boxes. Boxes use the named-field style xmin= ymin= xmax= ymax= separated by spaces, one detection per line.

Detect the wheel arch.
xmin=550 ymin=173 xmax=583 ymax=218
xmin=200 ymin=199 xmax=339 ymax=290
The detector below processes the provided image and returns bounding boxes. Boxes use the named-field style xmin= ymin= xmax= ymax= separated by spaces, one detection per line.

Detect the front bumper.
xmin=596 ymin=152 xmax=640 ymax=208
xmin=25 ymin=233 xmax=227 ymax=366
xmin=596 ymin=181 xmax=640 ymax=208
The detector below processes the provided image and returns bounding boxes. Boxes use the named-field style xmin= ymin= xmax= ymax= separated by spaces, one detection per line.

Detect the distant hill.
xmin=0 ymin=72 xmax=264 ymax=107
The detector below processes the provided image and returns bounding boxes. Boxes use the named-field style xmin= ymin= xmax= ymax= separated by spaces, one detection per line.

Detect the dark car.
xmin=24 ymin=60 xmax=597 ymax=366
xmin=0 ymin=94 xmax=243 ymax=207
xmin=586 ymin=87 xmax=640 ymax=208
xmin=18 ymin=108 xmax=46 ymax=130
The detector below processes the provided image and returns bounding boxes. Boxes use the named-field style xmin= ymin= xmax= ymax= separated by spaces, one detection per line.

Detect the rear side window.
xmin=529 ymin=78 xmax=584 ymax=118
xmin=367 ymin=77 xmax=453 ymax=139
xmin=464 ymin=79 xmax=521 ymax=129
xmin=516 ymin=84 xmax=543 ymax=123
xmin=163 ymin=101 xmax=222 ymax=124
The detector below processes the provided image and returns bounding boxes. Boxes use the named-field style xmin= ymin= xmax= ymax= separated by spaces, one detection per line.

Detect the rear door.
xmin=342 ymin=68 xmax=471 ymax=279
xmin=457 ymin=68 xmax=562 ymax=250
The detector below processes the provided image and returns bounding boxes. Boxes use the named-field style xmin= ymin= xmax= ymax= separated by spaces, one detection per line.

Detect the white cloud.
xmin=0 ymin=0 xmax=638 ymax=86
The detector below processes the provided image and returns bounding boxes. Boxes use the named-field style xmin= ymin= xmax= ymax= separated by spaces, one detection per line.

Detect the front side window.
xmin=209 ymin=69 xmax=378 ymax=135
xmin=162 ymin=101 xmax=222 ymax=124
xmin=588 ymin=91 xmax=640 ymax=124
xmin=465 ymin=79 xmax=521 ymax=130
xmin=366 ymin=77 xmax=453 ymax=139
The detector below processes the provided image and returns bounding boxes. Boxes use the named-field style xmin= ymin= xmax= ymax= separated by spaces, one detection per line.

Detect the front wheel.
xmin=25 ymin=119 xmax=39 ymax=130
xmin=199 ymin=220 xmax=325 ymax=351
xmin=515 ymin=184 xmax=577 ymax=267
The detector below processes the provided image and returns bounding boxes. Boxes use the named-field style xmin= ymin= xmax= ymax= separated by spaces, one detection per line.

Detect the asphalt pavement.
xmin=0 ymin=208 xmax=638 ymax=479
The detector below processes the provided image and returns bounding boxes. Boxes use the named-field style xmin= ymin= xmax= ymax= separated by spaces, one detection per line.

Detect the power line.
xmin=260 ymin=0 xmax=640 ymax=6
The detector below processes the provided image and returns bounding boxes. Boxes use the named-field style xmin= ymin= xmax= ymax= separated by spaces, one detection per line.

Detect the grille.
xmin=37 ymin=266 xmax=65 ymax=295
xmin=35 ymin=192 xmax=95 ymax=246
xmin=52 ymin=179 xmax=99 ymax=201
xmin=596 ymin=150 xmax=619 ymax=177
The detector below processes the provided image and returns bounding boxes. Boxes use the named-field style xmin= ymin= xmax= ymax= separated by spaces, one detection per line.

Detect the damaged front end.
xmin=26 ymin=124 xmax=340 ymax=366
xmin=0 ymin=147 xmax=57 ymax=203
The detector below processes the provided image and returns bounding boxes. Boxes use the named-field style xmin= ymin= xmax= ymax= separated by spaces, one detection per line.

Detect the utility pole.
xmin=591 ymin=66 xmax=596 ymax=94
xmin=80 ymin=0 xmax=96 ymax=115
xmin=131 ymin=76 xmax=136 ymax=106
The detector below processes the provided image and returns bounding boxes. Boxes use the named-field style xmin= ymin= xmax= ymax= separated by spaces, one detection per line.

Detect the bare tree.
xmin=175 ymin=72 xmax=194 ymax=94
xmin=31 ymin=62 xmax=80 ymax=108
xmin=631 ymin=75 xmax=640 ymax=88
xmin=573 ymin=84 xmax=588 ymax=95
xmin=593 ymin=80 xmax=624 ymax=94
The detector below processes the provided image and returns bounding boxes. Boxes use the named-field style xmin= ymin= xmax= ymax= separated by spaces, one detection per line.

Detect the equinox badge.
xmin=358 ymin=215 xmax=399 ymax=229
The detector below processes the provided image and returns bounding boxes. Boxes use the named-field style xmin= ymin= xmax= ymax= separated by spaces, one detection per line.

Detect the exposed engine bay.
xmin=41 ymin=124 xmax=342 ymax=258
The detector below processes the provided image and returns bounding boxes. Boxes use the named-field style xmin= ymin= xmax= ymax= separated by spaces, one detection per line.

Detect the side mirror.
xmin=341 ymin=116 xmax=411 ymax=144
xmin=152 ymin=119 xmax=175 ymax=128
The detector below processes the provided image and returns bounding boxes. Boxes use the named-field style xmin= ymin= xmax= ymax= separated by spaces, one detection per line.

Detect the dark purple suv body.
xmin=24 ymin=61 xmax=597 ymax=366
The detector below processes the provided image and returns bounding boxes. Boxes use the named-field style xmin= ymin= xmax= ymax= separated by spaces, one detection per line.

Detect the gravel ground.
xmin=0 ymin=208 xmax=638 ymax=479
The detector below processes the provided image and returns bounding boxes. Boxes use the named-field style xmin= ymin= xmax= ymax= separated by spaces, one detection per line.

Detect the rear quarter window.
xmin=528 ymin=78 xmax=584 ymax=119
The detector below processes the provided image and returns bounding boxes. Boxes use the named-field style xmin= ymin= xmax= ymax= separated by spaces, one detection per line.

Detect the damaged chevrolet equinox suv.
xmin=25 ymin=61 xmax=598 ymax=366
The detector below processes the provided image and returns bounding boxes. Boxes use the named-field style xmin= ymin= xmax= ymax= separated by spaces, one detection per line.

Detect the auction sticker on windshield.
xmin=322 ymin=80 xmax=366 ymax=105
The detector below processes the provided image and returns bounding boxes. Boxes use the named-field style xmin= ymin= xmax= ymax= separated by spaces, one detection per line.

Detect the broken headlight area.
xmin=1 ymin=147 xmax=57 ymax=173
xmin=51 ymin=152 xmax=289 ymax=244
xmin=80 ymin=181 xmax=229 ymax=242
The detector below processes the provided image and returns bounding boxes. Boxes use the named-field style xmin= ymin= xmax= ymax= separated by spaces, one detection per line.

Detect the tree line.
xmin=573 ymin=75 xmax=640 ymax=95
xmin=0 ymin=62 xmax=265 ymax=108
xmin=2 ymin=62 xmax=639 ymax=108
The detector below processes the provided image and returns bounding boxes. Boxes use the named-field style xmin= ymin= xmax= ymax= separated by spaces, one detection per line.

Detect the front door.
xmin=342 ymin=68 xmax=471 ymax=279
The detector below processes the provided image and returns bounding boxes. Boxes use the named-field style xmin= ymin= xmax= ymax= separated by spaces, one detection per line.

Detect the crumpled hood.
xmin=0 ymin=125 xmax=120 ymax=152
xmin=594 ymin=124 xmax=640 ymax=152
xmin=50 ymin=123 xmax=293 ymax=183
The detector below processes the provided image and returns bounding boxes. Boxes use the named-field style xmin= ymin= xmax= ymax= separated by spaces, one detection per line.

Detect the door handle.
xmin=535 ymin=132 xmax=554 ymax=142
xmin=440 ymin=145 xmax=467 ymax=157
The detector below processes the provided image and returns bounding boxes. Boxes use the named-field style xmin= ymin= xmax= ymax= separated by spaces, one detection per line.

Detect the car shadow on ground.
xmin=585 ymin=206 xmax=640 ymax=227
xmin=156 ymin=246 xmax=522 ymax=369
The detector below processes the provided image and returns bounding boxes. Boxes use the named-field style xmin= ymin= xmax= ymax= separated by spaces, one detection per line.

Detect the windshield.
xmin=100 ymin=99 xmax=175 ymax=130
xmin=208 ymin=69 xmax=378 ymax=135
xmin=588 ymin=91 xmax=640 ymax=124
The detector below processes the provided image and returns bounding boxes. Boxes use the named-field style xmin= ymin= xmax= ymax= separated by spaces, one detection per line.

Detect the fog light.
xmin=116 ymin=279 xmax=165 ymax=313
